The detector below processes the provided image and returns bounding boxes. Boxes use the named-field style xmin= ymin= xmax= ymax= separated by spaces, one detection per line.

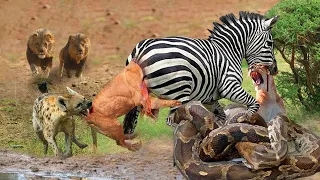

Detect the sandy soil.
xmin=5 ymin=0 xmax=320 ymax=180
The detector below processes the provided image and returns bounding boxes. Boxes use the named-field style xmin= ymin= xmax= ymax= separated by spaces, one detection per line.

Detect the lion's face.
xmin=28 ymin=28 xmax=55 ymax=59
xmin=68 ymin=33 xmax=91 ymax=64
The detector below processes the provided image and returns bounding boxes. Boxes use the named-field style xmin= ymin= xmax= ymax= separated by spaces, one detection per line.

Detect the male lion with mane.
xmin=26 ymin=28 xmax=55 ymax=79
xmin=58 ymin=33 xmax=91 ymax=78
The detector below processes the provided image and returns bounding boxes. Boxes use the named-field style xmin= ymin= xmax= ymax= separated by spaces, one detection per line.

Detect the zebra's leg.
xmin=221 ymin=85 xmax=260 ymax=121
xmin=210 ymin=101 xmax=226 ymax=126
xmin=123 ymin=106 xmax=140 ymax=138
xmin=166 ymin=107 xmax=179 ymax=126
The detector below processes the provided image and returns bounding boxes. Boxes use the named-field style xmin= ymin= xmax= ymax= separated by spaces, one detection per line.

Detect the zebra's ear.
xmin=264 ymin=16 xmax=279 ymax=30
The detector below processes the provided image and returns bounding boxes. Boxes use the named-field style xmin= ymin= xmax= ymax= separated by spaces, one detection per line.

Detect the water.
xmin=0 ymin=172 xmax=183 ymax=180
xmin=0 ymin=173 xmax=26 ymax=180
xmin=0 ymin=172 xmax=113 ymax=180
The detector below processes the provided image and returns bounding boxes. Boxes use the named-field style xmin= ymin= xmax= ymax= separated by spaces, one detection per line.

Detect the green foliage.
xmin=267 ymin=0 xmax=320 ymax=43
xmin=266 ymin=0 xmax=320 ymax=111
xmin=275 ymin=72 xmax=299 ymax=102
xmin=134 ymin=108 xmax=173 ymax=138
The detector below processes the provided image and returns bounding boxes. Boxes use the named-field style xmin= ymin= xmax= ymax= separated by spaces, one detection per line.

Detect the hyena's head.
xmin=57 ymin=87 xmax=92 ymax=116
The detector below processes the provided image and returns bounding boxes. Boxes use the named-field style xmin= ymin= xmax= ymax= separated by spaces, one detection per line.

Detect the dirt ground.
xmin=4 ymin=0 xmax=319 ymax=179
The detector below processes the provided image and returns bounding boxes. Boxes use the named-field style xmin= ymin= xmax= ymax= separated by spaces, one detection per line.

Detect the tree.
xmin=266 ymin=0 xmax=320 ymax=111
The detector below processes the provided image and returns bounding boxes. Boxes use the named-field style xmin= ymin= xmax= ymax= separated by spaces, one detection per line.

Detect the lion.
xmin=26 ymin=28 xmax=55 ymax=79
xmin=58 ymin=33 xmax=91 ymax=78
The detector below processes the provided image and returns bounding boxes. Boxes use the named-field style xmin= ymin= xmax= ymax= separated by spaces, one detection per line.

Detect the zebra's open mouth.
xmin=250 ymin=71 xmax=264 ymax=85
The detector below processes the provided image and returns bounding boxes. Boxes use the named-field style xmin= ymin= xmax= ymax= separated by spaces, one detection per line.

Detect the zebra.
xmin=122 ymin=11 xmax=279 ymax=135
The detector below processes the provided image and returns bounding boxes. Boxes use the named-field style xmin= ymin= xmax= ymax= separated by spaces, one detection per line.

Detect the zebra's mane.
xmin=208 ymin=11 xmax=265 ymax=40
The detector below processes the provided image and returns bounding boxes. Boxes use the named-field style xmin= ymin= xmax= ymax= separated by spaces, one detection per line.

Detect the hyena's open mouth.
xmin=80 ymin=109 xmax=90 ymax=116
xmin=80 ymin=102 xmax=92 ymax=117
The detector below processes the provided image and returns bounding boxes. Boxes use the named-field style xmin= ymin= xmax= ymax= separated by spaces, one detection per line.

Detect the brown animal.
xmin=58 ymin=33 xmax=91 ymax=78
xmin=26 ymin=28 xmax=55 ymax=79
xmin=250 ymin=64 xmax=286 ymax=121
xmin=85 ymin=61 xmax=181 ymax=151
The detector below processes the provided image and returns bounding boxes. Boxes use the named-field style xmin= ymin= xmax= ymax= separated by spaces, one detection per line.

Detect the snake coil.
xmin=173 ymin=101 xmax=320 ymax=180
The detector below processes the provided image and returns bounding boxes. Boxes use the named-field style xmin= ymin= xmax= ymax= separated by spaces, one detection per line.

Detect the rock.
xmin=42 ymin=4 xmax=51 ymax=9
xmin=151 ymin=33 xmax=159 ymax=38
xmin=30 ymin=166 xmax=39 ymax=172
xmin=106 ymin=10 xmax=113 ymax=16
xmin=31 ymin=16 xmax=37 ymax=20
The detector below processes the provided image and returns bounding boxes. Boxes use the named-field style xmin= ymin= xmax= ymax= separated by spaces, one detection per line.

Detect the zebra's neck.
xmin=210 ymin=36 xmax=246 ymax=63
xmin=209 ymin=28 xmax=249 ymax=70
xmin=208 ymin=14 xmax=264 ymax=68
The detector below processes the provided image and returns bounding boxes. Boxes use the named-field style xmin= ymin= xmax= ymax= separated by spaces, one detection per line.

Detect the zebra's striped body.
xmin=123 ymin=12 xmax=278 ymax=134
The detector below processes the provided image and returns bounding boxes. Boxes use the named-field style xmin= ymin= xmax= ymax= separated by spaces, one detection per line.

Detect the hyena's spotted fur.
xmin=32 ymin=87 xmax=92 ymax=158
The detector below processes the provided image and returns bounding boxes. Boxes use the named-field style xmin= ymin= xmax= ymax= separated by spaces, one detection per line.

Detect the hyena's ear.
xmin=57 ymin=96 xmax=68 ymax=112
xmin=66 ymin=87 xmax=79 ymax=95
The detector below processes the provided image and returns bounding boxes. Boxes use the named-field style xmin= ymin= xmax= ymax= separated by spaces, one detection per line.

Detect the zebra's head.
xmin=208 ymin=12 xmax=279 ymax=75
xmin=243 ymin=12 xmax=279 ymax=75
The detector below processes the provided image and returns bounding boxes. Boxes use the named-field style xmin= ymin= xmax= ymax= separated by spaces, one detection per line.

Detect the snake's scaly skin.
xmin=173 ymin=102 xmax=320 ymax=180
xmin=173 ymin=65 xmax=320 ymax=179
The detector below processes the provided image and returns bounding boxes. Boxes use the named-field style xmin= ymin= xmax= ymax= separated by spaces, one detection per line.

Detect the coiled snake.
xmin=173 ymin=65 xmax=320 ymax=179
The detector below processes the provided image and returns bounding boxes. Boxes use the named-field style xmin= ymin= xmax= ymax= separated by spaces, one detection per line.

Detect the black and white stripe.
xmin=123 ymin=12 xmax=279 ymax=134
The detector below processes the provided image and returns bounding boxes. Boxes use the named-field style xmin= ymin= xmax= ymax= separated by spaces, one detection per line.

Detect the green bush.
xmin=266 ymin=0 xmax=320 ymax=111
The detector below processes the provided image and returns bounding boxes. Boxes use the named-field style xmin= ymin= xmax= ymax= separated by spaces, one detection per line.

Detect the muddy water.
xmin=0 ymin=173 xmax=22 ymax=180
xmin=0 ymin=140 xmax=182 ymax=180
xmin=0 ymin=172 xmax=112 ymax=180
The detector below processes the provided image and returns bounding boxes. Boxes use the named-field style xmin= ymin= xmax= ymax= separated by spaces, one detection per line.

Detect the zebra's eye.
xmin=266 ymin=41 xmax=273 ymax=47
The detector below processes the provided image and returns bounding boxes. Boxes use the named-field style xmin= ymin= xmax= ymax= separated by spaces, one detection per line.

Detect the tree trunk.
xmin=276 ymin=43 xmax=315 ymax=111
xmin=300 ymin=45 xmax=315 ymax=95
